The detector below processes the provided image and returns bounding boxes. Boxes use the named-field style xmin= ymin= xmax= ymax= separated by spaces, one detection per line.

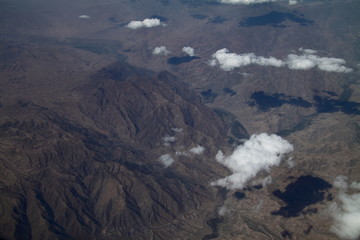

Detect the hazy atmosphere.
xmin=0 ymin=0 xmax=359 ymax=239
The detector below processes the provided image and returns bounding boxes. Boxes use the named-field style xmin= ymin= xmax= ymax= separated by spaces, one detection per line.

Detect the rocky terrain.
xmin=0 ymin=55 xmax=233 ymax=239
xmin=0 ymin=0 xmax=360 ymax=239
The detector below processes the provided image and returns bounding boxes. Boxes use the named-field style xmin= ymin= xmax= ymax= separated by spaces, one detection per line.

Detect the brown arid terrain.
xmin=0 ymin=40 xmax=237 ymax=239
xmin=0 ymin=0 xmax=360 ymax=239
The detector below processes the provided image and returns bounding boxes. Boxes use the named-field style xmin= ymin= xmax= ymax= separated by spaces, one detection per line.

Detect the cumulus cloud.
xmin=246 ymin=176 xmax=274 ymax=189
xmin=209 ymin=48 xmax=352 ymax=73
xmin=218 ymin=205 xmax=229 ymax=216
xmin=152 ymin=46 xmax=171 ymax=56
xmin=209 ymin=48 xmax=284 ymax=71
xmin=159 ymin=154 xmax=174 ymax=167
xmin=299 ymin=47 xmax=317 ymax=55
xmin=333 ymin=175 xmax=349 ymax=190
xmin=182 ymin=46 xmax=195 ymax=57
xmin=126 ymin=18 xmax=165 ymax=29
xmin=162 ymin=128 xmax=182 ymax=146
xmin=172 ymin=127 xmax=183 ymax=133
xmin=189 ymin=145 xmax=205 ymax=155
xmin=175 ymin=151 xmax=190 ymax=156
xmin=211 ymin=133 xmax=293 ymax=190
xmin=286 ymin=54 xmax=316 ymax=70
xmin=252 ymin=176 xmax=273 ymax=188
xmin=287 ymin=156 xmax=295 ymax=168
xmin=162 ymin=135 xmax=176 ymax=146
xmin=79 ymin=15 xmax=90 ymax=19
xmin=286 ymin=53 xmax=353 ymax=73
xmin=328 ymin=176 xmax=360 ymax=239
xmin=350 ymin=182 xmax=360 ymax=190
xmin=163 ymin=136 xmax=176 ymax=142
xmin=174 ymin=145 xmax=204 ymax=156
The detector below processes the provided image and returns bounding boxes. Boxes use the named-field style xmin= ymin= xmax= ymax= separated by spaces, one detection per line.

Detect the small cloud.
xmin=218 ymin=205 xmax=229 ymax=216
xmin=189 ymin=145 xmax=205 ymax=155
xmin=163 ymin=136 xmax=176 ymax=142
xmin=288 ymin=0 xmax=297 ymax=5
xmin=182 ymin=46 xmax=195 ymax=57
xmin=209 ymin=48 xmax=352 ymax=73
xmin=299 ymin=47 xmax=317 ymax=55
xmin=261 ymin=176 xmax=272 ymax=187
xmin=252 ymin=176 xmax=273 ymax=188
xmin=79 ymin=15 xmax=90 ymax=19
xmin=211 ymin=133 xmax=293 ymax=190
xmin=172 ymin=127 xmax=183 ymax=133
xmin=328 ymin=176 xmax=360 ymax=240
xmin=287 ymin=157 xmax=295 ymax=168
xmin=175 ymin=151 xmax=190 ymax=156
xmin=159 ymin=154 xmax=174 ymax=167
xmin=162 ymin=135 xmax=176 ymax=146
xmin=254 ymin=199 xmax=264 ymax=211
xmin=126 ymin=18 xmax=165 ymax=29
xmin=153 ymin=46 xmax=171 ymax=56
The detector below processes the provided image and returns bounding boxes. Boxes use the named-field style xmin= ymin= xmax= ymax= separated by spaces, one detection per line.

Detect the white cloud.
xmin=209 ymin=48 xmax=284 ymax=71
xmin=288 ymin=0 xmax=297 ymax=5
xmin=287 ymin=156 xmax=295 ymax=168
xmin=163 ymin=136 xmax=176 ymax=142
xmin=209 ymin=48 xmax=352 ymax=73
xmin=175 ymin=151 xmax=189 ymax=156
xmin=333 ymin=175 xmax=349 ymax=190
xmin=254 ymin=56 xmax=285 ymax=67
xmin=182 ymin=46 xmax=195 ymax=57
xmin=329 ymin=176 xmax=360 ymax=239
xmin=126 ymin=18 xmax=165 ymax=29
xmin=218 ymin=205 xmax=229 ymax=216
xmin=330 ymin=194 xmax=360 ymax=239
xmin=153 ymin=46 xmax=171 ymax=56
xmin=79 ymin=15 xmax=90 ymax=19
xmin=249 ymin=175 xmax=273 ymax=188
xmin=174 ymin=144 xmax=204 ymax=156
xmin=286 ymin=54 xmax=353 ymax=73
xmin=189 ymin=145 xmax=205 ymax=155
xmin=172 ymin=127 xmax=183 ymax=133
xmin=299 ymin=47 xmax=317 ymax=55
xmin=261 ymin=176 xmax=273 ymax=187
xmin=254 ymin=199 xmax=264 ymax=211
xmin=159 ymin=154 xmax=174 ymax=167
xmin=350 ymin=182 xmax=360 ymax=190
xmin=162 ymin=135 xmax=176 ymax=146
xmin=211 ymin=133 xmax=293 ymax=190
xmin=286 ymin=48 xmax=353 ymax=72
xmin=286 ymin=54 xmax=317 ymax=70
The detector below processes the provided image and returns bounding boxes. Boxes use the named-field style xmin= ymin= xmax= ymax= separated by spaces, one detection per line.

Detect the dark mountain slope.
xmin=0 ymin=58 xmax=229 ymax=240
xmin=78 ymin=62 xmax=227 ymax=148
